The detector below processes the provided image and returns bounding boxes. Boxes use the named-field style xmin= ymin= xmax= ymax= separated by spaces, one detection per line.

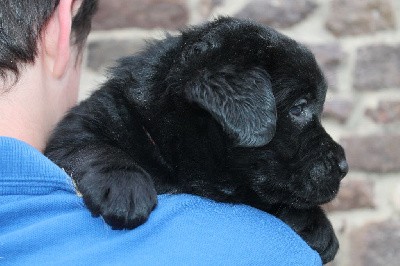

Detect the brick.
xmin=326 ymin=0 xmax=396 ymax=36
xmin=392 ymin=183 xmax=400 ymax=212
xmin=351 ymin=219 xmax=400 ymax=265
xmin=196 ymin=0 xmax=223 ymax=18
xmin=212 ymin=0 xmax=224 ymax=5
xmin=322 ymin=98 xmax=354 ymax=123
xmin=340 ymin=135 xmax=400 ymax=173
xmin=87 ymin=39 xmax=147 ymax=72
xmin=323 ymin=178 xmax=375 ymax=212
xmin=235 ymin=0 xmax=317 ymax=28
xmin=308 ymin=43 xmax=345 ymax=91
xmin=92 ymin=0 xmax=189 ymax=30
xmin=354 ymin=44 xmax=400 ymax=90
xmin=366 ymin=101 xmax=400 ymax=123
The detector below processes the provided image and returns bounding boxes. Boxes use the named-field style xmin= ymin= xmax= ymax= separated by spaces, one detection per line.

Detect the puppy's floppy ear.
xmin=185 ymin=66 xmax=276 ymax=147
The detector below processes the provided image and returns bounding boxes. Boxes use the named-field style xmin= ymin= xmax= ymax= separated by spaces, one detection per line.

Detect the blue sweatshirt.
xmin=0 ymin=137 xmax=321 ymax=265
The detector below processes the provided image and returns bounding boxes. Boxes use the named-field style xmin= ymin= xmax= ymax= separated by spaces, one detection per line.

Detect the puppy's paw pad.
xmin=78 ymin=170 xmax=157 ymax=229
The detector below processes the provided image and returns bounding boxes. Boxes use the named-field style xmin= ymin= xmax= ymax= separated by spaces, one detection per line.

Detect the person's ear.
xmin=42 ymin=0 xmax=82 ymax=79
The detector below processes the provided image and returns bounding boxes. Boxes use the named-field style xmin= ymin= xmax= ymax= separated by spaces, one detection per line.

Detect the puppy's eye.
xmin=289 ymin=99 xmax=307 ymax=116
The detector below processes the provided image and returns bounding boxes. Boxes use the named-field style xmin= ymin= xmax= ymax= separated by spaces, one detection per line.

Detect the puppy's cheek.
xmin=305 ymin=163 xmax=341 ymax=202
xmin=309 ymin=163 xmax=326 ymax=181
xmin=309 ymin=158 xmax=342 ymax=184
xmin=287 ymin=165 xmax=341 ymax=207
xmin=250 ymin=177 xmax=288 ymax=205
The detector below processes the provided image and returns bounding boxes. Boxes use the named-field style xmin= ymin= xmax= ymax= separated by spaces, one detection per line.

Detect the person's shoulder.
xmin=150 ymin=194 xmax=322 ymax=265
xmin=0 ymin=188 xmax=321 ymax=265
xmin=157 ymin=193 xmax=286 ymax=228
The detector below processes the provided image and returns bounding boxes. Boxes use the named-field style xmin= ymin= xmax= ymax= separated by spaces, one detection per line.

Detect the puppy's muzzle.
xmin=296 ymin=126 xmax=348 ymax=184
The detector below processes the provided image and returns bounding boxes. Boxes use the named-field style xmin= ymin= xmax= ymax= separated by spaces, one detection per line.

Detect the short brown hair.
xmin=0 ymin=0 xmax=98 ymax=84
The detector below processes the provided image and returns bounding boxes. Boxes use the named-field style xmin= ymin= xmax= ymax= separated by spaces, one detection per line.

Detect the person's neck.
xmin=0 ymin=69 xmax=50 ymax=152
xmin=0 ymin=105 xmax=48 ymax=152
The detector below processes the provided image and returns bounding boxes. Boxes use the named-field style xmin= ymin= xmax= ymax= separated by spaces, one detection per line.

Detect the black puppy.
xmin=45 ymin=17 xmax=348 ymax=263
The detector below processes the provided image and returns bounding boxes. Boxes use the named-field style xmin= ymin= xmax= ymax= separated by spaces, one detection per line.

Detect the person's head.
xmin=0 ymin=0 xmax=98 ymax=87
xmin=0 ymin=0 xmax=98 ymax=151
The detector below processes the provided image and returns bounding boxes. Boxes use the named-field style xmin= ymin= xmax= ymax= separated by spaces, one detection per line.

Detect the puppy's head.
xmin=131 ymin=17 xmax=348 ymax=208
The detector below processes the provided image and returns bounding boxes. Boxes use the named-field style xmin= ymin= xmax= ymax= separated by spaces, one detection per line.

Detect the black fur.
xmin=45 ymin=17 xmax=348 ymax=263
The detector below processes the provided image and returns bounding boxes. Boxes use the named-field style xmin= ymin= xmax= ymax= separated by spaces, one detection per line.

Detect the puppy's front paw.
xmin=275 ymin=206 xmax=338 ymax=264
xmin=300 ymin=215 xmax=338 ymax=264
xmin=317 ymin=229 xmax=339 ymax=264
xmin=76 ymin=169 xmax=157 ymax=229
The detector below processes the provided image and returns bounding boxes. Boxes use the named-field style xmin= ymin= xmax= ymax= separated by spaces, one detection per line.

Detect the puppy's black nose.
xmin=338 ymin=159 xmax=349 ymax=178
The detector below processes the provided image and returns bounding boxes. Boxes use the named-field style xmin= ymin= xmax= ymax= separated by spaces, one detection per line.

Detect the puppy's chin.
xmin=287 ymin=161 xmax=343 ymax=208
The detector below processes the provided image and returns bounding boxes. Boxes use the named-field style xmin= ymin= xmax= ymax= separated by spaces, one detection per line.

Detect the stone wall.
xmin=80 ymin=0 xmax=400 ymax=265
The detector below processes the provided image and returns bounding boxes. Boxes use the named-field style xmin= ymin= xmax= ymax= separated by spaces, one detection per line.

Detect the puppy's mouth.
xmin=291 ymin=185 xmax=340 ymax=208
xmin=287 ymin=157 xmax=344 ymax=208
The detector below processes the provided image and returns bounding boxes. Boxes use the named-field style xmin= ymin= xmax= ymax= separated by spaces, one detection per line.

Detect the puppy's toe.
xmin=302 ymin=212 xmax=339 ymax=264
xmin=78 ymin=169 xmax=157 ymax=229
xmin=317 ymin=229 xmax=339 ymax=264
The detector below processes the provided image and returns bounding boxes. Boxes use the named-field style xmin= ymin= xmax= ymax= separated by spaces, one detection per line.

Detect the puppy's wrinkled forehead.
xmin=180 ymin=18 xmax=275 ymax=65
xmin=270 ymin=44 xmax=327 ymax=108
xmin=179 ymin=17 xmax=327 ymax=101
